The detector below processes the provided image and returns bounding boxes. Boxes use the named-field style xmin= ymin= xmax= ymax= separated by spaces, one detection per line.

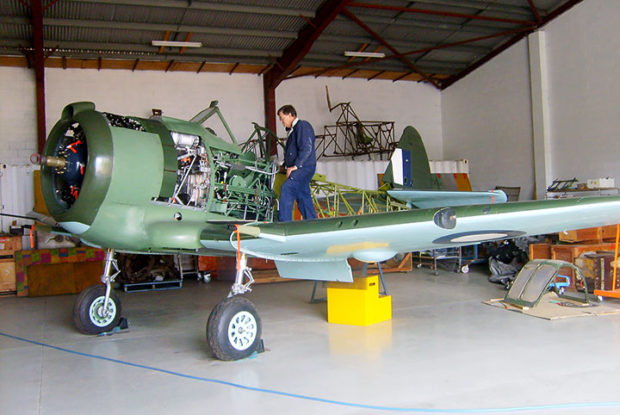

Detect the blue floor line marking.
xmin=2 ymin=331 xmax=620 ymax=413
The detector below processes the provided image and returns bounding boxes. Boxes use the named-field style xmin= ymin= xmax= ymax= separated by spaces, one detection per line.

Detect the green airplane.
xmin=34 ymin=101 xmax=620 ymax=360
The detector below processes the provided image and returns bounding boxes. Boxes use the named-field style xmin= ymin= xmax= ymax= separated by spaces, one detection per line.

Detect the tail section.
xmin=383 ymin=126 xmax=439 ymax=190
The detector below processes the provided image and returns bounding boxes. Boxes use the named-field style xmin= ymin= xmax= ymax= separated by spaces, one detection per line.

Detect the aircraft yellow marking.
xmin=326 ymin=241 xmax=389 ymax=254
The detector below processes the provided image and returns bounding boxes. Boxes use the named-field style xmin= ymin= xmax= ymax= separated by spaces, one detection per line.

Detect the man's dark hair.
xmin=277 ymin=104 xmax=297 ymax=117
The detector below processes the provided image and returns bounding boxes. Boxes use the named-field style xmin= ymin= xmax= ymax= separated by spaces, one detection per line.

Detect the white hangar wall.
xmin=441 ymin=39 xmax=534 ymax=198
xmin=275 ymin=77 xmax=442 ymax=159
xmin=544 ymin=1 xmax=620 ymax=183
xmin=0 ymin=68 xmax=441 ymax=164
xmin=277 ymin=77 xmax=442 ymax=190
xmin=442 ymin=0 xmax=620 ymax=200
xmin=46 ymin=69 xmax=266 ymax=146
xmin=0 ymin=66 xmax=441 ymax=230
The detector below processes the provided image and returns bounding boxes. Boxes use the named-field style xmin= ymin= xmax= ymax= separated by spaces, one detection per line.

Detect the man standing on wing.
xmin=277 ymin=104 xmax=317 ymax=222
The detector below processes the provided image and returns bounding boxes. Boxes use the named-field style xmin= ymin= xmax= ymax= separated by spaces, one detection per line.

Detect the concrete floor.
xmin=1 ymin=265 xmax=620 ymax=415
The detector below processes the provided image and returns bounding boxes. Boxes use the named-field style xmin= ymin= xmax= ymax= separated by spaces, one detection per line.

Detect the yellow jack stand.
xmin=327 ymin=275 xmax=392 ymax=326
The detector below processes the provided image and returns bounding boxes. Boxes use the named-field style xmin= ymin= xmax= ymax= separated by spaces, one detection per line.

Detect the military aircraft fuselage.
xmin=39 ymin=102 xmax=275 ymax=254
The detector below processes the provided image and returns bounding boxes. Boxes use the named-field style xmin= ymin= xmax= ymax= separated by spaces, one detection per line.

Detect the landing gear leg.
xmin=73 ymin=249 xmax=122 ymax=334
xmin=206 ymin=253 xmax=263 ymax=360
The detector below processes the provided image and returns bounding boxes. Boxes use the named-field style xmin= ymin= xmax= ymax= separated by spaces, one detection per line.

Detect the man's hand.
xmin=286 ymin=165 xmax=298 ymax=178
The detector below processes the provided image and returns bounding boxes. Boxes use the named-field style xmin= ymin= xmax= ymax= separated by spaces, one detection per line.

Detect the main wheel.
xmin=206 ymin=296 xmax=262 ymax=361
xmin=73 ymin=285 xmax=122 ymax=334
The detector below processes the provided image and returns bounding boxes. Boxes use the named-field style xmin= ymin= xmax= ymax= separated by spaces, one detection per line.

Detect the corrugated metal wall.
xmin=0 ymin=164 xmax=36 ymax=233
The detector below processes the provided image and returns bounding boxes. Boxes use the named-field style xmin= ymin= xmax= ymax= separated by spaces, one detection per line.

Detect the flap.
xmin=275 ymin=259 xmax=352 ymax=282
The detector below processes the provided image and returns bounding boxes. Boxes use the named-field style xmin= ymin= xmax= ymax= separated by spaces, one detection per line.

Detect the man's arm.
xmin=294 ymin=121 xmax=315 ymax=169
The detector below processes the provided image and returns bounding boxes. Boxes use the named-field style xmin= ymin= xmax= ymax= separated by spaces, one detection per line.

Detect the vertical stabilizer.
xmin=383 ymin=126 xmax=439 ymax=190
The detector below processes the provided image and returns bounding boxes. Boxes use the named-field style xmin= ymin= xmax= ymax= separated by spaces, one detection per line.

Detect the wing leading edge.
xmin=229 ymin=196 xmax=620 ymax=282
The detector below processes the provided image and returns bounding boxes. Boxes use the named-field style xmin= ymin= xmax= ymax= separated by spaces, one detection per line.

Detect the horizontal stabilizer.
xmin=275 ymin=259 xmax=352 ymax=282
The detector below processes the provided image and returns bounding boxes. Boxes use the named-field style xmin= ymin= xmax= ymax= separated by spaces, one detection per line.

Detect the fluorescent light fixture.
xmin=344 ymin=51 xmax=386 ymax=58
xmin=152 ymin=40 xmax=202 ymax=48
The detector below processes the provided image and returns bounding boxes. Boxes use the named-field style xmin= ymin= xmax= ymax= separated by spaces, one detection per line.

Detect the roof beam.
xmin=0 ymin=16 xmax=299 ymax=40
xmin=32 ymin=0 xmax=47 ymax=154
xmin=334 ymin=14 xmax=512 ymax=35
xmin=1 ymin=16 xmax=489 ymax=55
xmin=398 ymin=0 xmax=537 ymax=18
xmin=288 ymin=24 xmax=527 ymax=82
xmin=341 ymin=7 xmax=441 ymax=89
xmin=3 ymin=39 xmax=281 ymax=59
xmin=76 ymin=0 xmax=315 ymax=18
xmin=348 ymin=2 xmax=537 ymax=26
xmin=264 ymin=0 xmax=350 ymax=89
xmin=263 ymin=0 xmax=350 ymax=138
xmin=441 ymin=0 xmax=584 ymax=89
xmin=526 ymin=0 xmax=543 ymax=24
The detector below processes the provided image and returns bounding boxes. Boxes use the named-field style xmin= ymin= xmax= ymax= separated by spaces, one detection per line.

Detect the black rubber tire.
xmin=73 ymin=285 xmax=122 ymax=334
xmin=206 ymin=296 xmax=262 ymax=361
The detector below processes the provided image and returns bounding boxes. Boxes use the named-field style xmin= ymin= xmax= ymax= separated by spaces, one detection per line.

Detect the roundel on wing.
xmin=433 ymin=230 xmax=525 ymax=244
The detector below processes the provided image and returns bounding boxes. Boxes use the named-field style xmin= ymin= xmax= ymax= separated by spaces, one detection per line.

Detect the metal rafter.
xmin=263 ymin=0 xmax=350 ymax=141
xmin=441 ymin=0 xmax=584 ymax=89
xmin=264 ymin=0 xmax=351 ymax=90
xmin=290 ymin=26 xmax=532 ymax=80
xmin=526 ymin=0 xmax=543 ymax=23
xmin=398 ymin=0 xmax=537 ymax=17
xmin=74 ymin=0 xmax=315 ymax=18
xmin=0 ymin=0 xmax=585 ymax=90
xmin=15 ymin=0 xmax=51 ymax=152
xmin=0 ymin=16 xmax=299 ymax=40
xmin=2 ymin=16 xmax=490 ymax=56
xmin=341 ymin=7 xmax=441 ymax=89
xmin=348 ymin=2 xmax=537 ymax=26
xmin=32 ymin=0 xmax=46 ymax=153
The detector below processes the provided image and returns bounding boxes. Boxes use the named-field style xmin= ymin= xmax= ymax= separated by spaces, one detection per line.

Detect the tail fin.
xmin=383 ymin=126 xmax=440 ymax=190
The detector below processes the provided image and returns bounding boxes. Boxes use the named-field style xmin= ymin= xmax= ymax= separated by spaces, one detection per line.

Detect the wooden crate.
xmin=0 ymin=235 xmax=21 ymax=294
xmin=214 ymin=256 xmax=291 ymax=283
xmin=577 ymin=252 xmax=620 ymax=291
xmin=551 ymin=242 xmax=617 ymax=282
xmin=551 ymin=242 xmax=617 ymax=264
xmin=602 ymin=225 xmax=620 ymax=241
xmin=0 ymin=262 xmax=16 ymax=292
xmin=559 ymin=225 xmax=619 ymax=243
xmin=15 ymin=247 xmax=106 ymax=296
xmin=27 ymin=261 xmax=103 ymax=296
xmin=0 ymin=235 xmax=22 ymax=253
xmin=198 ymin=256 xmax=218 ymax=273
xmin=529 ymin=243 xmax=551 ymax=260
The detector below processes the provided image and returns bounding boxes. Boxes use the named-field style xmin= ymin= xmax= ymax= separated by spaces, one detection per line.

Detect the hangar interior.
xmin=1 ymin=1 xmax=620 ymax=414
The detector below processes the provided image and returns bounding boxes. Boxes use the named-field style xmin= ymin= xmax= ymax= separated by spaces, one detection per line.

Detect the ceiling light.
xmin=344 ymin=51 xmax=386 ymax=58
xmin=152 ymin=40 xmax=202 ymax=48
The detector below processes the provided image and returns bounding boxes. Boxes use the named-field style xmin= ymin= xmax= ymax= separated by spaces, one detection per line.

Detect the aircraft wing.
xmin=387 ymin=189 xmax=507 ymax=209
xmin=227 ymin=196 xmax=620 ymax=283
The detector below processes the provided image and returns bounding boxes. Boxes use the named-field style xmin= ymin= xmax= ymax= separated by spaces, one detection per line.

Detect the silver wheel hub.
xmin=228 ymin=311 xmax=257 ymax=351
xmin=89 ymin=295 xmax=117 ymax=327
